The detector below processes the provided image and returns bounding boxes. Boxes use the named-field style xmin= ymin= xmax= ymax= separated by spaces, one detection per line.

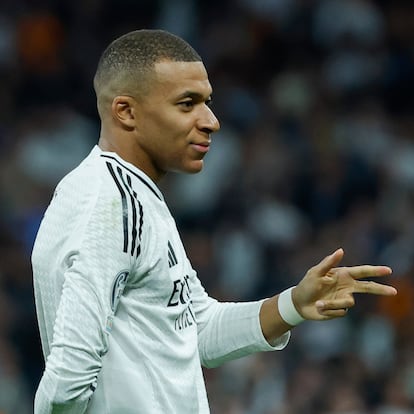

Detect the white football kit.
xmin=32 ymin=146 xmax=290 ymax=414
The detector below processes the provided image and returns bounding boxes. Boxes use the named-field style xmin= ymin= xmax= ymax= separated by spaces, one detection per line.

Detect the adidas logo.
xmin=168 ymin=241 xmax=178 ymax=268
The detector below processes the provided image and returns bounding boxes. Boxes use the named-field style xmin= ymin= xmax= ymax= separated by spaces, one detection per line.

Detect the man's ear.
xmin=111 ymin=96 xmax=136 ymax=130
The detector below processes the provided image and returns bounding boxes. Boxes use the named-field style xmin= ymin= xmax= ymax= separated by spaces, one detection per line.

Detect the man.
xmin=32 ymin=29 xmax=397 ymax=414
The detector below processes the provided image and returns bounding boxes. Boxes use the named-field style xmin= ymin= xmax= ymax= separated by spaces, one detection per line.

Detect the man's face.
xmin=133 ymin=60 xmax=220 ymax=182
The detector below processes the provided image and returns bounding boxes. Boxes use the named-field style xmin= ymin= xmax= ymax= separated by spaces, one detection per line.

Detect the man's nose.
xmin=199 ymin=106 xmax=220 ymax=134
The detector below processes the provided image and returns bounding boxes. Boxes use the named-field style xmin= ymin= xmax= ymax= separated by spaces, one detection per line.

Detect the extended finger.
xmin=314 ymin=248 xmax=345 ymax=276
xmin=345 ymin=265 xmax=392 ymax=279
xmin=353 ymin=280 xmax=397 ymax=296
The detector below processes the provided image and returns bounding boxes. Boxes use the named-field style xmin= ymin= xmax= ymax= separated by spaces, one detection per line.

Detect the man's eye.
xmin=178 ymin=101 xmax=194 ymax=109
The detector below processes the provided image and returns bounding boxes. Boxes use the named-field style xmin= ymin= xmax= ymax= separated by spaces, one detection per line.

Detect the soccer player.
xmin=32 ymin=29 xmax=397 ymax=414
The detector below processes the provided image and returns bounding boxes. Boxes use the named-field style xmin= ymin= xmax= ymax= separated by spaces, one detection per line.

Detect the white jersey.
xmin=32 ymin=146 xmax=290 ymax=414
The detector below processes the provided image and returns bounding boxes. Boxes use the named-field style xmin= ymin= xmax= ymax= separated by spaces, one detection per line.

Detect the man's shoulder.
xmin=99 ymin=153 xmax=164 ymax=203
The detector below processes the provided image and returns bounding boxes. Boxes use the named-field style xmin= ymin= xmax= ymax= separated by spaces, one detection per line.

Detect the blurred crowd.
xmin=0 ymin=0 xmax=414 ymax=413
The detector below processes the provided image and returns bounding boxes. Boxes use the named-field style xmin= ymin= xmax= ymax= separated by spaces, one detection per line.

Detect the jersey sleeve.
xmin=189 ymin=269 xmax=290 ymax=368
xmin=34 ymin=184 xmax=136 ymax=413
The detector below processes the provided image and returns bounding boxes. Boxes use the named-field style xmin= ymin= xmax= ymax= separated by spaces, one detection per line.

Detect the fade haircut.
xmin=93 ymin=29 xmax=202 ymax=114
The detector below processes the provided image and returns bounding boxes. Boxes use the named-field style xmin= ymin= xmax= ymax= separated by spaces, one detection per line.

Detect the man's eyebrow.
xmin=176 ymin=91 xmax=212 ymax=101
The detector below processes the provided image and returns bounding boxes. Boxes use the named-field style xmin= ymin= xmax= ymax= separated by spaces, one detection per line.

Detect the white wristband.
xmin=278 ymin=287 xmax=305 ymax=326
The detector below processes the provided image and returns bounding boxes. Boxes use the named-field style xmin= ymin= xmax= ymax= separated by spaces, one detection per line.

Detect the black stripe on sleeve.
xmin=137 ymin=200 xmax=143 ymax=257
xmin=106 ymin=162 xmax=128 ymax=253
xmin=101 ymin=154 xmax=162 ymax=201
xmin=116 ymin=168 xmax=138 ymax=257
xmin=127 ymin=174 xmax=144 ymax=258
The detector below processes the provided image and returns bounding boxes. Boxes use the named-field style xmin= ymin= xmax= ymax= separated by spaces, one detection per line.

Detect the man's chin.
xmin=177 ymin=160 xmax=204 ymax=175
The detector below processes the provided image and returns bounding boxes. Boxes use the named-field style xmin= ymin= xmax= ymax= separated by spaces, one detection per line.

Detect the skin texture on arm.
xmin=260 ymin=248 xmax=397 ymax=344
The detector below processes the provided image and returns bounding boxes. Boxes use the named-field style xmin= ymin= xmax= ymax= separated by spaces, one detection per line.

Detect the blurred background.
xmin=0 ymin=0 xmax=413 ymax=413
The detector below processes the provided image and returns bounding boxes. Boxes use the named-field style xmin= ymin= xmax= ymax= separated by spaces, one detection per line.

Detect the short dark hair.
xmin=93 ymin=29 xmax=201 ymax=107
